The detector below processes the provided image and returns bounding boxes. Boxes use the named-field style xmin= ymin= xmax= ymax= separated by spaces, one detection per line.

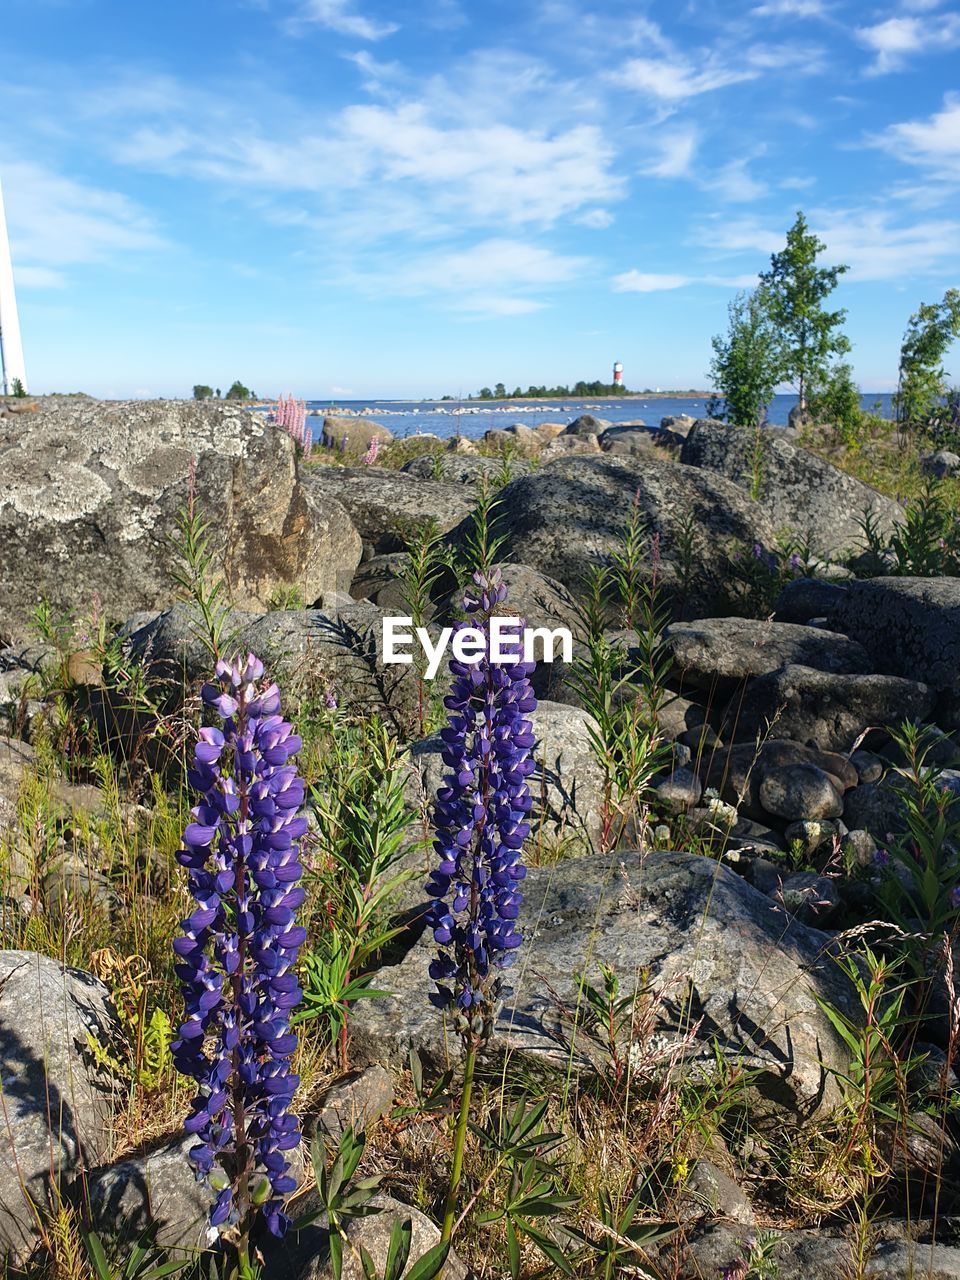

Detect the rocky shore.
xmin=2 ymin=397 xmax=960 ymax=1279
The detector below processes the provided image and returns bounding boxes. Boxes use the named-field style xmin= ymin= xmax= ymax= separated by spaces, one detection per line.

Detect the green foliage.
xmin=894 ymin=289 xmax=960 ymax=435
xmin=169 ymin=492 xmax=237 ymax=663
xmin=397 ymin=517 xmax=454 ymax=736
xmin=807 ymin=360 xmax=864 ymax=447
xmin=708 ymin=289 xmax=781 ymax=430
xmin=224 ymin=380 xmax=254 ymax=400
xmin=857 ymin=481 xmax=960 ymax=577
xmin=83 ymin=1229 xmax=191 ymax=1280
xmin=457 ymin=479 xmax=508 ymax=583
xmin=759 ymin=210 xmax=850 ymax=410
xmin=266 ymin=583 xmax=306 ymax=611
xmin=296 ymin=1127 xmax=384 ymax=1280
xmin=358 ymin=1218 xmax=450 ymax=1280
xmin=192 ymin=385 xmax=214 ymax=401
xmin=566 ymin=1185 xmax=669 ymax=1280
xmin=477 ymin=379 xmax=632 ymax=398
xmin=724 ymin=531 xmax=816 ymax=618
xmin=296 ymin=725 xmax=418 ymax=1068
xmin=11 ymin=376 xmax=26 ymax=397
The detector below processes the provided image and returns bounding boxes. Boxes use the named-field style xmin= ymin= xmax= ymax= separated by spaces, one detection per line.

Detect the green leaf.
xmin=403 ymin=1241 xmax=452 ymax=1280
xmin=83 ymin=1232 xmax=112 ymax=1280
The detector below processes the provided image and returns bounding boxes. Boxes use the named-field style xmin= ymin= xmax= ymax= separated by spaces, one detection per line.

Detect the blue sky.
xmin=2 ymin=0 xmax=959 ymax=398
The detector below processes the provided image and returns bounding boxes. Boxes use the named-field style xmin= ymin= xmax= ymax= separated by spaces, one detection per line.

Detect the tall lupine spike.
xmin=424 ymin=568 xmax=537 ymax=1047
xmin=173 ymin=652 xmax=305 ymax=1247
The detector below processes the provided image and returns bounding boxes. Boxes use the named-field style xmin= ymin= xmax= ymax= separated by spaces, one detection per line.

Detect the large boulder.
xmin=734 ymin=664 xmax=935 ymax=752
xmin=402 ymin=454 xmax=533 ymax=486
xmin=663 ymin=617 xmax=872 ymax=690
xmin=680 ymin=420 xmax=904 ymax=557
xmin=350 ymin=850 xmax=859 ymax=1123
xmin=0 ymin=952 xmax=120 ymax=1265
xmin=319 ymin=415 xmax=393 ymax=454
xmin=828 ymin=578 xmax=960 ymax=696
xmin=301 ymin=468 xmax=474 ymax=558
xmin=0 ymin=400 xmax=361 ymax=638
xmin=124 ymin=601 xmax=420 ymax=731
xmin=464 ymin=455 xmax=776 ymax=613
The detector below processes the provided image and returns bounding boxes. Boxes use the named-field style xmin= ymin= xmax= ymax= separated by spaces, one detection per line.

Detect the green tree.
xmin=807 ymin=361 xmax=863 ymax=446
xmin=708 ymin=288 xmax=781 ymax=429
xmin=494 ymin=382 xmax=506 ymax=399
xmin=224 ymin=380 xmax=253 ymax=400
xmin=478 ymin=386 xmax=493 ymax=399
xmin=193 ymin=384 xmax=214 ymax=401
xmin=10 ymin=378 xmax=26 ymax=398
xmin=894 ymin=289 xmax=960 ymax=435
xmin=759 ymin=210 xmax=849 ymax=412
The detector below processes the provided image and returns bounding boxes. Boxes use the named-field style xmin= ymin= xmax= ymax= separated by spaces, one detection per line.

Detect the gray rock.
xmin=311 ymin=1066 xmax=395 ymax=1145
xmin=660 ymin=414 xmax=697 ymax=436
xmin=541 ymin=433 xmax=602 ymax=456
xmin=920 ymin=449 xmax=960 ymax=479
xmin=0 ymin=400 xmax=361 ymax=639
xmin=0 ymin=952 xmax=120 ymax=1265
xmin=678 ymin=1158 xmax=755 ymax=1225
xmin=681 ymin=419 xmax=904 ymax=558
xmin=266 ymin=1193 xmax=466 ymax=1280
xmin=86 ymin=1136 xmax=214 ymax=1253
xmin=865 ymin=1238 xmax=960 ymax=1278
xmin=783 ymin=819 xmax=840 ymax=856
xmin=350 ymin=850 xmax=861 ymax=1124
xmin=652 ymin=1222 xmax=853 ymax=1280
xmin=851 ymin=750 xmax=884 ymax=784
xmin=759 ymin=764 xmax=844 ymax=821
xmin=780 ymin=871 xmax=842 ymax=924
xmin=735 ymin=664 xmax=934 ymax=753
xmin=349 ymin=553 xmax=412 ymax=612
xmin=471 ymin=455 xmax=776 ymax=614
xmin=563 ymin=413 xmax=609 ymax=436
xmin=409 ymin=700 xmax=605 ymax=852
xmin=773 ymin=576 xmax=850 ymax=624
xmin=653 ymin=768 xmax=703 ymax=814
xmin=319 ymin=415 xmax=392 ymax=454
xmin=597 ymin=426 xmax=678 ymax=459
xmin=841 ymin=828 xmax=880 ymax=868
xmin=664 ymin=617 xmax=871 ymax=690
xmin=703 ymin=739 xmax=857 ymax=821
xmin=829 ymin=577 xmax=960 ymax=695
xmin=301 ymin=467 xmax=473 ymax=558
xmin=482 ymin=425 xmax=542 ymax=456
xmin=402 ymin=453 xmax=532 ymax=487
xmin=843 ymin=780 xmax=905 ymax=840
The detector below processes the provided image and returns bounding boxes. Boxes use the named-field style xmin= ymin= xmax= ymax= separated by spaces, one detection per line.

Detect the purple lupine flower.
xmin=789 ymin=551 xmax=802 ymax=570
xmin=752 ymin=542 xmax=764 ymax=560
xmin=424 ymin=569 xmax=537 ymax=1045
xmin=951 ymin=884 xmax=960 ymax=910
xmin=874 ymin=848 xmax=890 ymax=866
xmin=173 ymin=653 xmax=306 ymax=1239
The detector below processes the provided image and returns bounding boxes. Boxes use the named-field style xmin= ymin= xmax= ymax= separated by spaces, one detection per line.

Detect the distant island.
xmin=458 ymin=382 xmax=713 ymax=401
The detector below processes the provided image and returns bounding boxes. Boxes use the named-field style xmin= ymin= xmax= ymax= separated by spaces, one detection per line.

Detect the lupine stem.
xmin=441 ymin=1042 xmax=477 ymax=1245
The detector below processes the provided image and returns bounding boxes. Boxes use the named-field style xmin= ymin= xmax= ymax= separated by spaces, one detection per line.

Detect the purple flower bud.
xmin=173 ymin=653 xmax=304 ymax=1239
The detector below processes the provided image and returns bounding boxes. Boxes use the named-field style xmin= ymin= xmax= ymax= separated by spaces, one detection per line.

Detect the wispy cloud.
xmin=642 ymin=127 xmax=698 ymax=178
xmin=751 ymin=0 xmax=827 ymax=16
xmin=871 ymin=92 xmax=960 ymax=182
xmin=701 ymin=156 xmax=768 ymax=202
xmin=287 ymin=0 xmax=398 ymax=40
xmin=611 ymin=55 xmax=754 ymax=101
xmin=856 ymin=12 xmax=960 ymax=74
xmin=612 ymin=270 xmax=756 ymax=292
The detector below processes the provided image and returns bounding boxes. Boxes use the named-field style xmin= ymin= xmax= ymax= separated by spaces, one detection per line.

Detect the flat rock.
xmin=759 ymin=763 xmax=844 ymax=821
xmin=681 ymin=419 xmax=904 ymax=558
xmin=774 ymin=576 xmax=851 ymax=624
xmin=664 ymin=617 xmax=871 ymax=690
xmin=350 ymin=850 xmax=860 ymax=1124
xmin=402 ymin=454 xmax=532 ymax=486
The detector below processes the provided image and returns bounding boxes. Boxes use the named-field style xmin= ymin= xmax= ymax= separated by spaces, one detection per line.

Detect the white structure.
xmin=0 ymin=177 xmax=27 ymax=396
xmin=613 ymin=361 xmax=623 ymax=387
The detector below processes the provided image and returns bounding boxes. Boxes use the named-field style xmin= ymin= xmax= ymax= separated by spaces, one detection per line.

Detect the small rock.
xmin=781 ymin=871 xmax=841 ymax=924
xmin=920 ymin=449 xmax=960 ymax=479
xmin=841 ymin=828 xmax=880 ymax=869
xmin=310 ymin=1066 xmax=395 ymax=1145
xmin=851 ymin=750 xmax=884 ymax=784
xmin=653 ymin=768 xmax=703 ymax=814
xmin=759 ymin=764 xmax=844 ymax=822
xmin=678 ymin=1158 xmax=755 ymax=1225
xmin=783 ymin=819 xmax=840 ymax=856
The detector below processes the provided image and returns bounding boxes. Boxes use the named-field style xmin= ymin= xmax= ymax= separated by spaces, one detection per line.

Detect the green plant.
xmin=708 ymin=288 xmax=781 ymax=431
xmin=83 ymin=1230 xmax=191 ymax=1280
xmin=397 ymin=517 xmax=454 ymax=736
xmin=297 ymin=725 xmax=419 ymax=1069
xmin=169 ymin=480 xmax=237 ymax=663
xmin=807 ymin=360 xmax=864 ymax=447
xmin=857 ymin=482 xmax=960 ymax=577
xmin=266 ymin=584 xmax=306 ymax=611
xmin=295 ymin=1127 xmax=384 ymax=1280
xmin=567 ymin=1184 xmax=668 ymax=1280
xmin=895 ymin=289 xmax=960 ymax=438
xmin=356 ymin=1218 xmax=450 ymax=1280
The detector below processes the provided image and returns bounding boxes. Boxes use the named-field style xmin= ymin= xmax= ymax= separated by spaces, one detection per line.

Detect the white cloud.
xmin=751 ymin=0 xmax=827 ymax=15
xmin=612 ymin=270 xmax=756 ymax=292
xmin=288 ymin=0 xmax=398 ymax=40
xmin=0 ymin=159 xmax=166 ymax=279
xmin=871 ymin=92 xmax=960 ymax=181
xmin=576 ymin=208 xmax=614 ymax=228
xmin=702 ymin=156 xmax=768 ymax=202
xmin=642 ymin=128 xmax=698 ymax=178
xmin=856 ymin=13 xmax=960 ymax=74
xmin=612 ymin=55 xmax=754 ymax=101
xmin=781 ymin=175 xmax=816 ymax=189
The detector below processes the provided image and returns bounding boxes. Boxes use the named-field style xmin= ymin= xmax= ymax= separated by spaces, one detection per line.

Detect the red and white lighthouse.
xmin=613 ymin=361 xmax=623 ymax=388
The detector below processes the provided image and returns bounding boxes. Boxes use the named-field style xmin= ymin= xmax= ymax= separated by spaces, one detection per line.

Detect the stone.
xmin=409 ymin=700 xmax=606 ymax=852
xmin=598 ymin=426 xmax=679 ymax=459
xmin=0 ymin=400 xmax=362 ymax=638
xmin=759 ymin=764 xmax=844 ymax=821
xmin=703 ymin=740 xmax=857 ymax=822
xmin=0 ymin=952 xmax=120 ymax=1265
xmin=653 ymin=768 xmax=703 ymax=814
xmin=319 ymin=415 xmax=393 ymax=454
xmin=678 ymin=1158 xmax=755 ymax=1225
xmin=301 ymin=467 xmax=473 ymax=559
xmin=843 ymin=780 xmax=905 ymax=840
xmin=402 ymin=454 xmax=532 ymax=486
xmin=841 ymin=828 xmax=880 ymax=868
xmin=651 ymin=1222 xmax=854 ymax=1280
xmin=783 ymin=819 xmax=840 ymax=856
xmin=851 ymin=750 xmax=884 ymax=784
xmin=265 ymin=1193 xmax=466 ymax=1280
xmin=680 ymin=419 xmax=904 ymax=558
xmin=734 ymin=664 xmax=934 ymax=753
xmin=773 ymin=576 xmax=850 ymax=624
xmin=310 ymin=1066 xmax=395 ymax=1145
xmin=920 ymin=449 xmax=960 ymax=479
xmin=660 ymin=414 xmax=697 ymax=435
xmin=780 ymin=871 xmax=842 ymax=924
xmin=469 ymin=454 xmax=776 ymax=615
xmin=664 ymin=617 xmax=871 ymax=691
xmin=541 ymin=433 xmax=602 ymax=456
xmin=349 ymin=553 xmax=412 ymax=612
xmin=482 ymin=425 xmax=542 ymax=456
xmin=125 ymin=601 xmax=421 ymax=731
xmin=828 ymin=577 xmax=960 ymax=696
xmin=350 ymin=850 xmax=861 ymax=1124
xmin=865 ymin=1238 xmax=960 ymax=1278
xmin=86 ymin=1136 xmax=214 ymax=1253
xmin=563 ymin=413 xmax=609 ymax=436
